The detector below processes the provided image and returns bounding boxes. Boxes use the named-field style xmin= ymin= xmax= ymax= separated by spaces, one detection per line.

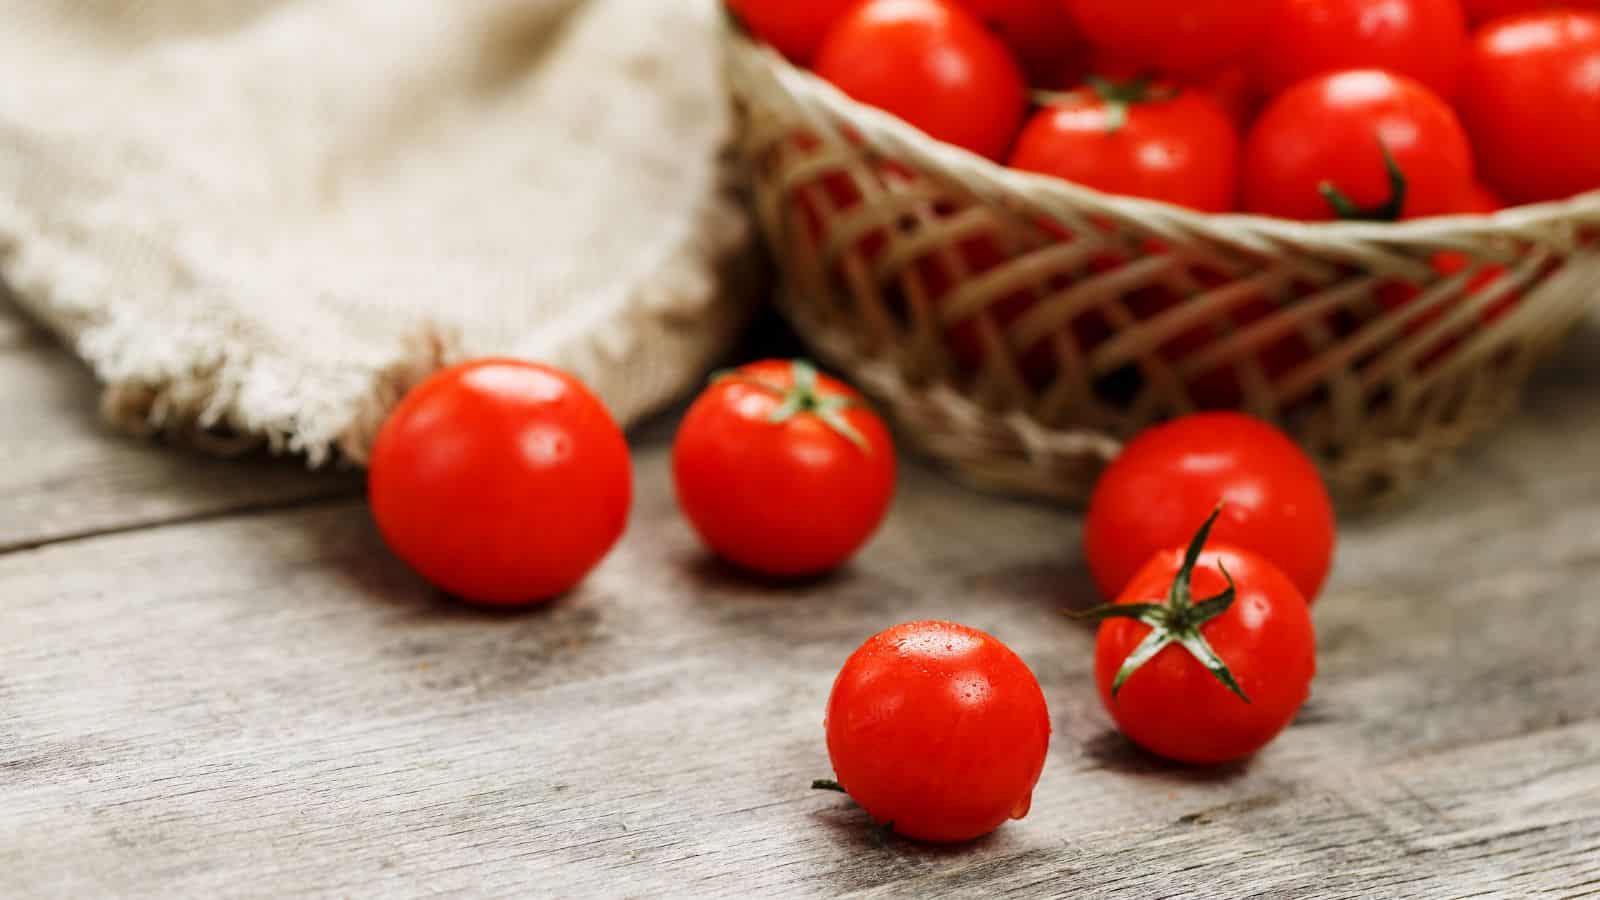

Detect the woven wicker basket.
xmin=721 ymin=24 xmax=1600 ymax=505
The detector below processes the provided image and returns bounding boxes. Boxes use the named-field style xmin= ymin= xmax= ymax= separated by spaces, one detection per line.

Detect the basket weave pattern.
xmin=724 ymin=29 xmax=1600 ymax=504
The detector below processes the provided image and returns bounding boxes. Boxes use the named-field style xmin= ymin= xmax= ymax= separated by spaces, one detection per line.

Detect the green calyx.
xmin=713 ymin=359 xmax=871 ymax=452
xmin=1320 ymin=136 xmax=1408 ymax=222
xmin=1070 ymin=506 xmax=1251 ymax=704
xmin=1033 ymin=74 xmax=1178 ymax=134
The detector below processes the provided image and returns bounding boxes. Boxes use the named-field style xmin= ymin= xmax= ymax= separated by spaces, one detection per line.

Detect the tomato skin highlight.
xmin=1255 ymin=0 xmax=1469 ymax=99
xmin=727 ymin=0 xmax=860 ymax=64
xmin=1242 ymin=69 xmax=1476 ymax=220
xmin=1085 ymin=413 xmax=1336 ymax=605
xmin=826 ymin=621 xmax=1052 ymax=842
xmin=1064 ymin=0 xmax=1276 ymax=74
xmin=1009 ymin=85 xmax=1241 ymax=212
xmin=814 ymin=0 xmax=1029 ymax=161
xmin=1459 ymin=11 xmax=1600 ymax=205
xmin=1095 ymin=544 xmax=1317 ymax=765
xmin=673 ymin=360 xmax=896 ymax=577
xmin=368 ymin=359 xmax=632 ymax=606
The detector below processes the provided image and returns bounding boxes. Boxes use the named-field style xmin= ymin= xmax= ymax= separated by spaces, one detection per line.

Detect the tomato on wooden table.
xmin=814 ymin=0 xmax=1028 ymax=161
xmin=1255 ymin=0 xmax=1469 ymax=99
xmin=1242 ymin=70 xmax=1475 ymax=221
xmin=1080 ymin=509 xmax=1317 ymax=764
xmin=369 ymin=359 xmax=632 ymax=606
xmin=1063 ymin=0 xmax=1277 ymax=74
xmin=1010 ymin=78 xmax=1241 ymax=212
xmin=1459 ymin=11 xmax=1600 ymax=205
xmin=726 ymin=0 xmax=859 ymax=64
xmin=822 ymin=621 xmax=1051 ymax=842
xmin=1085 ymin=412 xmax=1336 ymax=604
xmin=673 ymin=359 xmax=896 ymax=577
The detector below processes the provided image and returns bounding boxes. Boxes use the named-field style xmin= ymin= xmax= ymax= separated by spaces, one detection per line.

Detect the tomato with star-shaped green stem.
xmin=673 ymin=359 xmax=896 ymax=577
xmin=1077 ymin=508 xmax=1318 ymax=765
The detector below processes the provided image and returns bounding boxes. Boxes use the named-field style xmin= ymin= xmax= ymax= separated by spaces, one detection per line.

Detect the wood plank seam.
xmin=0 ymin=490 xmax=363 ymax=558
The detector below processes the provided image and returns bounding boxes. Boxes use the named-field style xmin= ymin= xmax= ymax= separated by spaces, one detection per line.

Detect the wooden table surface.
xmin=4 ymin=291 xmax=1600 ymax=899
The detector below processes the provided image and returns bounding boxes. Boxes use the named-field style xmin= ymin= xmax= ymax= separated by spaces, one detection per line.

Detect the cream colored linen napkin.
xmin=0 ymin=0 xmax=749 ymax=463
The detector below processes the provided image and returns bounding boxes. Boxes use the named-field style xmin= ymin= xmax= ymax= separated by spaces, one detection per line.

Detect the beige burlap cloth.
xmin=0 ymin=0 xmax=749 ymax=463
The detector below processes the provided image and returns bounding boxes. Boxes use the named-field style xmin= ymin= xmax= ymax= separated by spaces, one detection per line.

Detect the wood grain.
xmin=0 ymin=293 xmax=358 ymax=553
xmin=3 ymin=294 xmax=1600 ymax=897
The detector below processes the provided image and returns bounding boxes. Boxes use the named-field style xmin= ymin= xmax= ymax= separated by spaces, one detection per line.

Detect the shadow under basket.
xmin=722 ymin=26 xmax=1600 ymax=507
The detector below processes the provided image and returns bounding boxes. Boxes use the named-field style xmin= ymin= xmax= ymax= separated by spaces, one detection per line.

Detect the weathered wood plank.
xmin=4 ymin=303 xmax=1600 ymax=900
xmin=0 ymin=293 xmax=358 ymax=552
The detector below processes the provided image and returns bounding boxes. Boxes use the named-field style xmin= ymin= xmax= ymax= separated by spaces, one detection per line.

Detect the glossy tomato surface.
xmin=1459 ymin=11 xmax=1600 ymax=205
xmin=826 ymin=621 xmax=1052 ymax=842
xmin=727 ymin=0 xmax=859 ymax=64
xmin=369 ymin=359 xmax=632 ymax=606
xmin=1255 ymin=0 xmax=1469 ymax=98
xmin=1095 ymin=544 xmax=1316 ymax=764
xmin=1064 ymin=0 xmax=1276 ymax=73
xmin=1010 ymin=84 xmax=1240 ymax=212
xmin=1085 ymin=413 xmax=1336 ymax=604
xmin=1243 ymin=70 xmax=1475 ymax=220
xmin=815 ymin=0 xmax=1028 ymax=161
xmin=673 ymin=360 xmax=896 ymax=577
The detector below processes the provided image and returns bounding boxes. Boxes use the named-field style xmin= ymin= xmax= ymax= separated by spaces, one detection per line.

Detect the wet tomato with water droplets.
xmin=824 ymin=621 xmax=1051 ymax=842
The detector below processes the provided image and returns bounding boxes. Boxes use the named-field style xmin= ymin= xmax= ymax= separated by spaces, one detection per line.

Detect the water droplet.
xmin=1011 ymin=793 xmax=1033 ymax=819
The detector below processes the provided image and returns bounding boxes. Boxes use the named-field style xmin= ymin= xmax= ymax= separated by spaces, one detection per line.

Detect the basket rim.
xmin=725 ymin=27 xmax=1600 ymax=252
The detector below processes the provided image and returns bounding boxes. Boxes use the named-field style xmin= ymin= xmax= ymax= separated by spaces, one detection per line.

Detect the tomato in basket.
xmin=1078 ymin=508 xmax=1317 ymax=765
xmin=956 ymin=0 xmax=1086 ymax=87
xmin=1063 ymin=0 xmax=1277 ymax=74
xmin=1242 ymin=70 xmax=1475 ymax=221
xmin=814 ymin=0 xmax=1028 ymax=162
xmin=1459 ymin=10 xmax=1600 ymax=206
xmin=726 ymin=0 xmax=859 ymax=64
xmin=1255 ymin=0 xmax=1469 ymax=99
xmin=822 ymin=621 xmax=1051 ymax=842
xmin=1461 ymin=0 xmax=1600 ymax=26
xmin=1010 ymin=78 xmax=1241 ymax=213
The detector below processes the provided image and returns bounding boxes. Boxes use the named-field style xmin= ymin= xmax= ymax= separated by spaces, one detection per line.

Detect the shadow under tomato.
xmin=810 ymin=793 xmax=1008 ymax=859
xmin=681 ymin=551 xmax=854 ymax=595
xmin=1078 ymin=729 xmax=1254 ymax=782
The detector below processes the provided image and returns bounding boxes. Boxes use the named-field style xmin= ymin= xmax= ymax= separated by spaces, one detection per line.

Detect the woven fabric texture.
xmin=0 ymin=0 xmax=749 ymax=463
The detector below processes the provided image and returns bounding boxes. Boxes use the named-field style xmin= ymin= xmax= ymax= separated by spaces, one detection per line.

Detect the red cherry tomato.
xmin=1085 ymin=412 xmax=1336 ymax=604
xmin=825 ymin=621 xmax=1051 ymax=842
xmin=956 ymin=0 xmax=1086 ymax=86
xmin=1462 ymin=0 xmax=1600 ymax=26
xmin=369 ymin=360 xmax=632 ymax=606
xmin=1087 ymin=510 xmax=1317 ymax=765
xmin=1459 ymin=11 xmax=1600 ymax=205
xmin=815 ymin=0 xmax=1028 ymax=161
xmin=1242 ymin=70 xmax=1475 ymax=221
xmin=1010 ymin=80 xmax=1241 ymax=212
xmin=673 ymin=360 xmax=896 ymax=577
xmin=1064 ymin=0 xmax=1276 ymax=74
xmin=1256 ymin=0 xmax=1469 ymax=99
xmin=1462 ymin=182 xmax=1505 ymax=214
xmin=727 ymin=0 xmax=859 ymax=64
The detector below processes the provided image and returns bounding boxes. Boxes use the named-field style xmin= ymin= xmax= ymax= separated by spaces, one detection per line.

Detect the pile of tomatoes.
xmin=367 ymin=354 xmax=1339 ymax=845
xmin=732 ymin=0 xmax=1600 ymax=216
